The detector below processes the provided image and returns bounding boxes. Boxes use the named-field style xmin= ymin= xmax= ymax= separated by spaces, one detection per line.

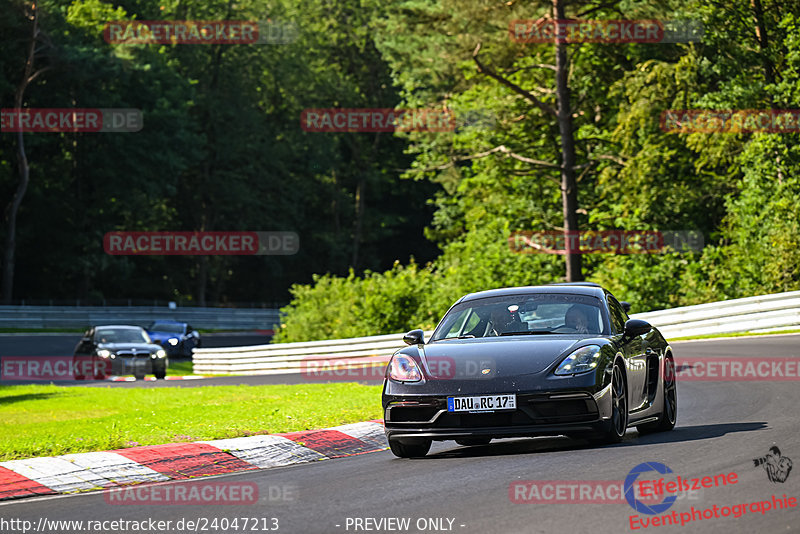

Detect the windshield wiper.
xmin=499 ymin=330 xmax=555 ymax=336
xmin=430 ymin=334 xmax=475 ymax=342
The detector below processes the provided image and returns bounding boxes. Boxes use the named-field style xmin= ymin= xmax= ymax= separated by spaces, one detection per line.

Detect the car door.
xmin=608 ymin=296 xmax=648 ymax=411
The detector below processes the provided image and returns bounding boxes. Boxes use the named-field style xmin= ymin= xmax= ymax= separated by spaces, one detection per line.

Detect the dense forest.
xmin=2 ymin=1 xmax=799 ymax=339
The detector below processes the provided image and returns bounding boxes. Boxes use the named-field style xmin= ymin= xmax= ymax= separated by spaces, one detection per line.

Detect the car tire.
xmin=455 ymin=437 xmax=492 ymax=446
xmin=154 ymin=367 xmax=166 ymax=380
xmin=591 ymin=362 xmax=628 ymax=444
xmin=388 ymin=438 xmax=432 ymax=458
xmin=637 ymin=357 xmax=677 ymax=434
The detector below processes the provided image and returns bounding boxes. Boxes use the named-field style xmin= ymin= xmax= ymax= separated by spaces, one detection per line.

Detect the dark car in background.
xmin=146 ymin=320 xmax=200 ymax=357
xmin=73 ymin=325 xmax=168 ymax=380
xmin=382 ymin=284 xmax=676 ymax=458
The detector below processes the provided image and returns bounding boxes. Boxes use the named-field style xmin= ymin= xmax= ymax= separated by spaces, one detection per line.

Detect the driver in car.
xmin=485 ymin=305 xmax=525 ymax=336
xmin=565 ymin=305 xmax=591 ymax=334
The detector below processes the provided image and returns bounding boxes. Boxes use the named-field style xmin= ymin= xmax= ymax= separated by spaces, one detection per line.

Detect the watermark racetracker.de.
xmin=509 ymin=19 xmax=703 ymax=44
xmin=300 ymin=108 xmax=496 ymax=133
xmin=674 ymin=357 xmax=800 ymax=381
xmin=661 ymin=109 xmax=800 ymax=133
xmin=301 ymin=355 xmax=497 ymax=383
xmin=0 ymin=356 xmax=111 ymax=381
xmin=1 ymin=108 xmax=142 ymax=132
xmin=510 ymin=479 xmax=703 ymax=504
xmin=104 ymin=20 xmax=298 ymax=44
xmin=104 ymin=480 xmax=297 ymax=505
xmin=103 ymin=231 xmax=299 ymax=255
xmin=508 ymin=230 xmax=703 ymax=254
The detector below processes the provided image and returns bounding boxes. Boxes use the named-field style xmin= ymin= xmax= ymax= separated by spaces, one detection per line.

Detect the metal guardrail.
xmin=0 ymin=305 xmax=281 ymax=331
xmin=633 ymin=290 xmax=800 ymax=338
xmin=193 ymin=290 xmax=800 ymax=375
xmin=193 ymin=332 xmax=433 ymax=375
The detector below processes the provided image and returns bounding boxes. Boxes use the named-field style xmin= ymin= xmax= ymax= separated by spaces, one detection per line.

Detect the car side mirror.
xmin=620 ymin=301 xmax=631 ymax=313
xmin=623 ymin=319 xmax=651 ymax=338
xmin=403 ymin=329 xmax=425 ymax=345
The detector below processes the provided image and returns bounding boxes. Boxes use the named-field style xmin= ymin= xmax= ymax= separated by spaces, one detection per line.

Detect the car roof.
xmin=93 ymin=325 xmax=145 ymax=330
xmin=460 ymin=284 xmax=606 ymax=303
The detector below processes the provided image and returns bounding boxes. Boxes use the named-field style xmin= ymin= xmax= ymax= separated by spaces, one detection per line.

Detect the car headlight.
xmin=168 ymin=338 xmax=179 ymax=346
xmin=153 ymin=349 xmax=167 ymax=359
xmin=97 ymin=349 xmax=111 ymax=359
xmin=387 ymin=354 xmax=422 ymax=382
xmin=554 ymin=345 xmax=602 ymax=375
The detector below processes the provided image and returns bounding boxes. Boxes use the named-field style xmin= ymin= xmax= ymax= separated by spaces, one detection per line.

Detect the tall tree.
xmin=2 ymin=1 xmax=51 ymax=303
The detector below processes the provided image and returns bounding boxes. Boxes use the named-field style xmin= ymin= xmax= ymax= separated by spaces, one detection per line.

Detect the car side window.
xmin=607 ymin=296 xmax=627 ymax=334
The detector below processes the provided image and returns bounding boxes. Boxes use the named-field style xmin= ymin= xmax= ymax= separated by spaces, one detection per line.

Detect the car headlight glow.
xmin=387 ymin=354 xmax=422 ymax=382
xmin=97 ymin=349 xmax=111 ymax=359
xmin=554 ymin=345 xmax=602 ymax=375
xmin=154 ymin=349 xmax=167 ymax=359
xmin=168 ymin=338 xmax=179 ymax=346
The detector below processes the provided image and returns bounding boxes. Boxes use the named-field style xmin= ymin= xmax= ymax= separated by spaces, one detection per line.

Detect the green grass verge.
xmin=167 ymin=359 xmax=194 ymax=375
xmin=669 ymin=328 xmax=800 ymax=341
xmin=0 ymin=383 xmax=383 ymax=461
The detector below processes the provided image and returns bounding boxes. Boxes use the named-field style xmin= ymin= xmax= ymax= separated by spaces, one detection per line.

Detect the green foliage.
xmin=0 ymin=0 xmax=439 ymax=305
xmin=276 ymin=260 xmax=435 ymax=342
xmin=3 ymin=0 xmax=800 ymax=333
xmin=276 ymin=0 xmax=800 ymax=340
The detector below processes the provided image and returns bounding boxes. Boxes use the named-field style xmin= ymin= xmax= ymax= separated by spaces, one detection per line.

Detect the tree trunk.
xmin=553 ymin=0 xmax=583 ymax=281
xmin=352 ymin=178 xmax=365 ymax=269
xmin=750 ymin=0 xmax=775 ymax=86
xmin=2 ymin=5 xmax=45 ymax=304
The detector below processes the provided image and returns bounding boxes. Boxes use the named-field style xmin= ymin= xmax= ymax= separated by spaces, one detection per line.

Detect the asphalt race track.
xmin=0 ymin=333 xmax=293 ymax=387
xmin=1 ymin=334 xmax=799 ymax=533
xmin=0 ymin=332 xmax=274 ymax=356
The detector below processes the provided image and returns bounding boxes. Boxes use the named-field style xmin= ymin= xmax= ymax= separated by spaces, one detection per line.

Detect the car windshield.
xmin=431 ymin=293 xmax=606 ymax=341
xmin=150 ymin=322 xmax=184 ymax=334
xmin=95 ymin=328 xmax=151 ymax=344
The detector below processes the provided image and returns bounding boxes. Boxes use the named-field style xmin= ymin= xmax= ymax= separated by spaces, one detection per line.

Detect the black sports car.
xmin=73 ymin=325 xmax=168 ymax=380
xmin=382 ymin=283 xmax=676 ymax=458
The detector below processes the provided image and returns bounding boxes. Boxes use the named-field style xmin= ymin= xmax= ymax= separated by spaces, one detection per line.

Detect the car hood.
xmin=420 ymin=337 xmax=589 ymax=378
xmin=98 ymin=342 xmax=161 ymax=352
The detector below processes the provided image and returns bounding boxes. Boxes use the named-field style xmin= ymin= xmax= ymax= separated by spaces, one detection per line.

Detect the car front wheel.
xmin=591 ymin=362 xmax=628 ymax=444
xmin=388 ymin=437 xmax=432 ymax=458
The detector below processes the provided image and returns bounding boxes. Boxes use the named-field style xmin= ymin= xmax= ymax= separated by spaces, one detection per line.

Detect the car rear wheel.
xmin=456 ymin=437 xmax=492 ymax=446
xmin=388 ymin=437 xmax=432 ymax=458
xmin=591 ymin=362 xmax=628 ymax=444
xmin=637 ymin=357 xmax=677 ymax=434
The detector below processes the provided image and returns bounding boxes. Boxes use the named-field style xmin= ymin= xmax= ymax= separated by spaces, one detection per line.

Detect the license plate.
xmin=447 ymin=394 xmax=517 ymax=413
